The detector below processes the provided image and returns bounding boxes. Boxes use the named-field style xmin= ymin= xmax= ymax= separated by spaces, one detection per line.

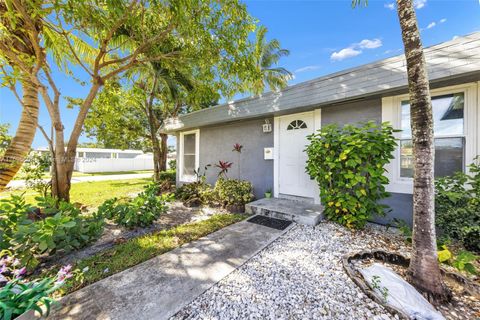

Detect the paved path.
xmin=6 ymin=173 xmax=152 ymax=189
xmin=48 ymin=219 xmax=287 ymax=320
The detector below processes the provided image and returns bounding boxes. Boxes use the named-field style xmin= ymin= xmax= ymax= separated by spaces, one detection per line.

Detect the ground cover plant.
xmin=99 ymin=183 xmax=171 ymax=229
xmin=305 ymin=121 xmax=397 ymax=228
xmin=0 ymin=252 xmax=73 ymax=320
xmin=0 ymin=194 xmax=105 ymax=269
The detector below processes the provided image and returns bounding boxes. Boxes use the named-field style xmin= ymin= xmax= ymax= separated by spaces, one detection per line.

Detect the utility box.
xmin=264 ymin=147 xmax=274 ymax=160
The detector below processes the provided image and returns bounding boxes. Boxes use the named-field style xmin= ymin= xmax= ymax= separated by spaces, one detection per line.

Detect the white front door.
xmin=278 ymin=112 xmax=316 ymax=198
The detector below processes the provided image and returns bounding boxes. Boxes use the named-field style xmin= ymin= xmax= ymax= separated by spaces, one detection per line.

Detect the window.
xmin=400 ymin=93 xmax=465 ymax=178
xmin=179 ymin=130 xmax=199 ymax=182
xmin=287 ymin=120 xmax=307 ymax=130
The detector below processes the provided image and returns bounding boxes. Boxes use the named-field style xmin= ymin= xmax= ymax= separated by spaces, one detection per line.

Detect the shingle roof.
xmin=163 ymin=32 xmax=480 ymax=133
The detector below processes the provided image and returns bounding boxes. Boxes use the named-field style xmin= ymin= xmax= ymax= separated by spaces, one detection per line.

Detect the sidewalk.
xmin=7 ymin=173 xmax=152 ymax=189
xmin=48 ymin=219 xmax=287 ymax=320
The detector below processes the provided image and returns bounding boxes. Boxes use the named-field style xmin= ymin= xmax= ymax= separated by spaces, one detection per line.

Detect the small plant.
xmin=435 ymin=158 xmax=480 ymax=252
xmin=264 ymin=188 xmax=272 ymax=198
xmin=214 ymin=178 xmax=254 ymax=211
xmin=214 ymin=161 xmax=233 ymax=178
xmin=18 ymin=152 xmax=52 ymax=197
xmin=232 ymin=143 xmax=243 ymax=179
xmin=168 ymin=159 xmax=176 ymax=170
xmin=100 ymin=183 xmax=170 ymax=229
xmin=370 ymin=275 xmax=389 ymax=303
xmin=391 ymin=218 xmax=412 ymax=243
xmin=0 ymin=252 xmax=73 ymax=319
xmin=451 ymin=251 xmax=478 ymax=275
xmin=158 ymin=170 xmax=176 ymax=193
xmin=305 ymin=121 xmax=398 ymax=228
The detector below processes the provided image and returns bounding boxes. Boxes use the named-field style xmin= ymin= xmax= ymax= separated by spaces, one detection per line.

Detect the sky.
xmin=1 ymin=0 xmax=479 ymax=149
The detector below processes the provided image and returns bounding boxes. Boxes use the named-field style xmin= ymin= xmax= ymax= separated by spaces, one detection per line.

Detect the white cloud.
xmin=330 ymin=38 xmax=383 ymax=61
xmin=414 ymin=0 xmax=427 ymax=9
xmin=295 ymin=65 xmax=321 ymax=73
xmin=384 ymin=3 xmax=395 ymax=10
xmin=427 ymin=22 xmax=436 ymax=29
xmin=331 ymin=48 xmax=362 ymax=61
xmin=440 ymin=18 xmax=447 ymax=23
xmin=358 ymin=38 xmax=383 ymax=49
xmin=453 ymin=35 xmax=459 ymax=40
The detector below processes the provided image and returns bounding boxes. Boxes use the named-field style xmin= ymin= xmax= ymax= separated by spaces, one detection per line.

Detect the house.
xmin=36 ymin=147 xmax=154 ymax=173
xmin=163 ymin=32 xmax=480 ymax=225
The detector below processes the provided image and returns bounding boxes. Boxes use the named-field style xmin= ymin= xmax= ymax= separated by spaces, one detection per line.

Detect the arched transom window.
xmin=287 ymin=120 xmax=307 ymax=130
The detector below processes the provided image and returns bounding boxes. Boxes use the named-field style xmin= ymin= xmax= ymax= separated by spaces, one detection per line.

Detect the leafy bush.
xmin=0 ymin=195 xmax=105 ymax=269
xmin=168 ymin=159 xmax=176 ymax=170
xmin=213 ymin=178 xmax=254 ymax=207
xmin=305 ymin=121 xmax=397 ymax=228
xmin=175 ymin=180 xmax=212 ymax=207
xmin=99 ymin=182 xmax=170 ymax=229
xmin=435 ymin=158 xmax=480 ymax=252
xmin=0 ymin=252 xmax=73 ymax=320
xmin=157 ymin=170 xmax=176 ymax=193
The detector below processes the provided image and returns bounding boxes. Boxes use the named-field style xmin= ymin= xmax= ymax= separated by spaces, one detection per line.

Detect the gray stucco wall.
xmin=176 ymin=98 xmax=413 ymax=226
xmin=321 ymin=97 xmax=382 ymax=126
xmin=198 ymin=118 xmax=274 ymax=199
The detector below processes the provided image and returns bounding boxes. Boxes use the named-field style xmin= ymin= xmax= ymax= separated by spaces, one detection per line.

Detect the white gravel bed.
xmin=172 ymin=222 xmax=410 ymax=320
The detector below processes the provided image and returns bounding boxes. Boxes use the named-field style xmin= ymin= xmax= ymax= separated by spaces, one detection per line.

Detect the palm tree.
xmin=395 ymin=0 xmax=449 ymax=301
xmin=251 ymin=26 xmax=292 ymax=96
xmin=0 ymin=0 xmax=43 ymax=191
xmin=352 ymin=0 xmax=450 ymax=301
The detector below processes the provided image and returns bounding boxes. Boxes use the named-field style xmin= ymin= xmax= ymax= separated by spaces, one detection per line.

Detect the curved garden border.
xmin=342 ymin=250 xmax=480 ymax=319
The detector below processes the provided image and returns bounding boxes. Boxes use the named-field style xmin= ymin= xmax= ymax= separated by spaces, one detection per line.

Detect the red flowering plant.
xmin=0 ymin=251 xmax=73 ymax=320
xmin=232 ymin=143 xmax=243 ymax=179
xmin=214 ymin=161 xmax=233 ymax=178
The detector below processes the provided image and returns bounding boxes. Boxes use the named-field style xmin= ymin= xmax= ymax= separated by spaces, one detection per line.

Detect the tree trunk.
xmin=159 ymin=133 xmax=168 ymax=172
xmin=396 ymin=0 xmax=450 ymax=302
xmin=151 ymin=134 xmax=162 ymax=182
xmin=0 ymin=76 xmax=39 ymax=190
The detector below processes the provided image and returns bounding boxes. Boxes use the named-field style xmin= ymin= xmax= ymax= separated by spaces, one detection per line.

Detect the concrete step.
xmin=245 ymin=198 xmax=324 ymax=226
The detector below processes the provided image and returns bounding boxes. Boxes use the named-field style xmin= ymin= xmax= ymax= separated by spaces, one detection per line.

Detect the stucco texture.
xmin=197 ymin=118 xmax=274 ymax=199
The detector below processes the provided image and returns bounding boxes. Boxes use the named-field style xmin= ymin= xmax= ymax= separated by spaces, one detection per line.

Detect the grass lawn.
xmin=13 ymin=170 xmax=153 ymax=180
xmin=0 ymin=178 xmax=151 ymax=208
xmin=54 ymin=213 xmax=246 ymax=295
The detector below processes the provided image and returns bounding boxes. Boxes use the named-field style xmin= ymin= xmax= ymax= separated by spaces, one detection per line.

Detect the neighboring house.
xmin=36 ymin=147 xmax=154 ymax=173
xmin=163 ymin=32 xmax=480 ymax=225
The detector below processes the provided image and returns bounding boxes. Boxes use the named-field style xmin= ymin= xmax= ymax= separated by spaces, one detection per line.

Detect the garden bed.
xmin=42 ymin=201 xmax=229 ymax=267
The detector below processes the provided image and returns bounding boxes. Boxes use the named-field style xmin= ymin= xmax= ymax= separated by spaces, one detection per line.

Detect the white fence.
xmin=75 ymin=157 xmax=154 ymax=173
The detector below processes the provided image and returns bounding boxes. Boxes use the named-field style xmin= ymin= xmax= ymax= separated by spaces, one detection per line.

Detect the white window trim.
xmin=382 ymin=82 xmax=478 ymax=194
xmin=178 ymin=129 xmax=200 ymax=183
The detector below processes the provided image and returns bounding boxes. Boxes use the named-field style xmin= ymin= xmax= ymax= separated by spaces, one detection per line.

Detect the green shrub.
xmin=159 ymin=170 xmax=176 ymax=184
xmin=213 ymin=178 xmax=254 ymax=207
xmin=175 ymin=179 xmax=213 ymax=207
xmin=0 ymin=195 xmax=104 ymax=269
xmin=18 ymin=151 xmax=52 ymax=197
xmin=305 ymin=121 xmax=397 ymax=229
xmin=99 ymin=182 xmax=170 ymax=229
xmin=435 ymin=158 xmax=480 ymax=252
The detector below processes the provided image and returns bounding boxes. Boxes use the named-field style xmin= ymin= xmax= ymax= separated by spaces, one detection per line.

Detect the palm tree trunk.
xmin=396 ymin=0 xmax=450 ymax=302
xmin=0 ymin=76 xmax=39 ymax=190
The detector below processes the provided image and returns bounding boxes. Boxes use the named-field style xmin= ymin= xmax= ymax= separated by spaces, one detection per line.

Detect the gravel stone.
xmin=171 ymin=222 xmax=410 ymax=320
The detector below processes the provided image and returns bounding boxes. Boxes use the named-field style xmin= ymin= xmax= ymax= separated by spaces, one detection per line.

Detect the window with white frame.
xmin=400 ymin=93 xmax=465 ymax=178
xmin=179 ymin=130 xmax=199 ymax=182
xmin=382 ymin=82 xmax=478 ymax=194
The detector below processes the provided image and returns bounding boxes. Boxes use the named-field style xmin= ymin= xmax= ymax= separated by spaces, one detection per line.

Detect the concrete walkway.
xmin=6 ymin=173 xmax=152 ymax=189
xmin=48 ymin=219 xmax=287 ymax=320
